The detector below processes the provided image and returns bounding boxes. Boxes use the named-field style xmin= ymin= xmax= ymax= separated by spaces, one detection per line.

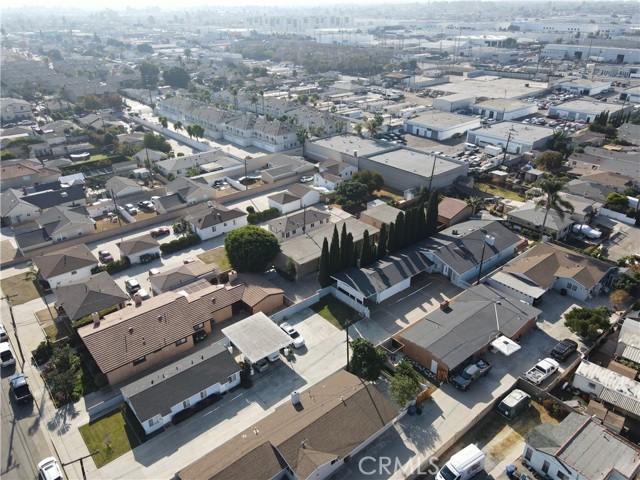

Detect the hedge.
xmin=172 ymin=407 xmax=195 ymax=425
xmin=159 ymin=233 xmax=201 ymax=254
xmin=91 ymin=256 xmax=131 ymax=275
xmin=247 ymin=207 xmax=281 ymax=224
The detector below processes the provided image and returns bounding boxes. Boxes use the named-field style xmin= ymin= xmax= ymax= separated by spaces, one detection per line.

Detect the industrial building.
xmin=403 ymin=111 xmax=481 ymax=140
xmin=471 ymin=99 xmax=538 ymax=121
xmin=466 ymin=122 xmax=554 ymax=154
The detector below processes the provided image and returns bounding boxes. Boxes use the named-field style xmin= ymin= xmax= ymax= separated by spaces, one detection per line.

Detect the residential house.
xmin=105 ymin=176 xmax=143 ymax=199
xmin=155 ymin=150 xmax=227 ymax=178
xmin=149 ymin=262 xmax=214 ymax=296
xmin=419 ymin=219 xmax=522 ymax=288
xmin=567 ymin=148 xmax=640 ymax=179
xmin=395 ymin=284 xmax=540 ymax=380
xmin=563 ymin=179 xmax=615 ymax=204
xmin=0 ymin=162 xmax=61 ymax=192
xmin=78 ymin=277 xmax=283 ymax=384
xmin=134 ymin=148 xmax=167 ymax=165
xmin=359 ymin=203 xmax=402 ymax=230
xmin=165 ymin=176 xmax=218 ymax=207
xmin=34 ymin=206 xmax=95 ymax=244
xmin=259 ymin=154 xmax=316 ymax=184
xmin=333 ymin=246 xmax=434 ymax=305
xmin=507 ymin=203 xmax=574 ymax=240
xmin=183 ymin=203 xmax=247 ymax=241
xmin=559 ymin=193 xmax=602 ymax=223
xmin=54 ymin=271 xmax=129 ymax=322
xmin=438 ymin=197 xmax=473 ymax=228
xmin=0 ymin=189 xmax=41 ymax=226
xmin=572 ymin=361 xmax=640 ymax=420
xmin=33 ymin=244 xmax=98 ymax=288
xmin=486 ymin=242 xmax=615 ymax=304
xmin=267 ymin=208 xmax=331 ymax=241
xmin=616 ymin=319 xmax=640 ymax=366
xmin=121 ymin=342 xmax=241 ymax=435
xmin=116 ymin=234 xmax=160 ymax=264
xmin=580 ymin=171 xmax=636 ymax=193
xmin=275 ymin=217 xmax=379 ymax=279
xmin=153 ymin=194 xmax=186 ymax=214
xmin=267 ymin=184 xmax=320 ymax=214
xmin=177 ymin=370 xmax=400 ymax=480
xmin=24 ymin=183 xmax=86 ymax=210
xmin=523 ymin=412 xmax=640 ymax=480
xmin=314 ymin=159 xmax=357 ymax=190
xmin=0 ymin=97 xmax=32 ymax=122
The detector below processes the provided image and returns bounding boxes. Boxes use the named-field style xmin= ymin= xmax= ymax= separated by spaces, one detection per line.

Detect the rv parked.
xmin=436 ymin=444 xmax=486 ymax=480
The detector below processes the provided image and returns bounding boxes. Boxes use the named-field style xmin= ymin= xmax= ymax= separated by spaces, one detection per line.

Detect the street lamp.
xmin=475 ymin=233 xmax=495 ymax=285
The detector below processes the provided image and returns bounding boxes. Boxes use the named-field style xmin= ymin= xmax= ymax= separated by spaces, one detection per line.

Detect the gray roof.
xmin=507 ymin=204 xmax=574 ymax=234
xmin=37 ymin=206 xmax=93 ymax=236
xmin=419 ymin=219 xmax=521 ymax=276
xmin=184 ymin=205 xmax=246 ymax=229
xmin=398 ymin=284 xmax=540 ymax=372
xmin=15 ymin=228 xmax=50 ymax=249
xmin=528 ymin=413 xmax=640 ymax=480
xmin=121 ymin=342 xmax=240 ymax=422
xmin=149 ymin=262 xmax=212 ymax=293
xmin=564 ymin=179 xmax=615 ymax=203
xmin=105 ymin=176 xmax=140 ymax=194
xmin=54 ymin=271 xmax=128 ymax=322
xmin=155 ymin=193 xmax=186 ymax=210
xmin=367 ymin=148 xmax=467 ymax=179
xmin=117 ymin=234 xmax=159 ymax=256
xmin=221 ymin=312 xmax=293 ymax=364
xmin=361 ymin=203 xmax=402 ymax=225
xmin=33 ymin=244 xmax=97 ymax=279
xmin=23 ymin=184 xmax=85 ymax=209
xmin=332 ymin=246 xmax=433 ymax=298
xmin=267 ymin=209 xmax=331 ymax=234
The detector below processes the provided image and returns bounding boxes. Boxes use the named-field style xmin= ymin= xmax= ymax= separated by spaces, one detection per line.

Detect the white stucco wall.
xmin=48 ymin=264 xmax=96 ymax=288
xmin=193 ymin=215 xmax=247 ymax=241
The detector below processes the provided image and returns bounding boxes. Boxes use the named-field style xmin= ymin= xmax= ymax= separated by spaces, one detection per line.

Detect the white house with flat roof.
xmin=471 ymin=99 xmax=537 ymax=121
xmin=557 ymin=79 xmax=611 ymax=96
xmin=403 ymin=111 xmax=481 ymax=140
xmin=467 ymin=122 xmax=553 ymax=154
xmin=548 ymin=99 xmax=631 ymax=124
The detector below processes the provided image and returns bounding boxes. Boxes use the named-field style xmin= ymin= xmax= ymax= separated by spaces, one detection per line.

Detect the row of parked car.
xmin=252 ymin=322 xmax=305 ymax=373
xmin=1 ymin=325 xmax=34 ymax=405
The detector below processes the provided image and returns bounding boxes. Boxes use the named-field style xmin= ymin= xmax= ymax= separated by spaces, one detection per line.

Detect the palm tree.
xmin=173 ymin=121 xmax=183 ymax=132
xmin=535 ymin=176 xmax=574 ymax=240
xmin=465 ymin=196 xmax=483 ymax=216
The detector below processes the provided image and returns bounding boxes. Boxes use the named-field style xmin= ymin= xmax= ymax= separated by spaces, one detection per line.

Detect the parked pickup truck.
xmin=524 ymin=358 xmax=559 ymax=385
xmin=453 ymin=359 xmax=492 ymax=391
xmin=9 ymin=373 xmax=32 ymax=403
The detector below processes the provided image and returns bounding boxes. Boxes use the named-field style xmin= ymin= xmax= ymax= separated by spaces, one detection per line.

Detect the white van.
xmin=436 ymin=444 xmax=485 ymax=480
xmin=0 ymin=342 xmax=16 ymax=367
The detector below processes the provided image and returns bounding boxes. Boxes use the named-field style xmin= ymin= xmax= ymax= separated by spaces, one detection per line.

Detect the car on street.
xmin=299 ymin=175 xmax=314 ymax=183
xmin=1 ymin=342 xmax=16 ymax=367
xmin=98 ymin=250 xmax=114 ymax=263
xmin=9 ymin=373 xmax=32 ymax=403
xmin=124 ymin=278 xmax=141 ymax=294
xmin=150 ymin=227 xmax=170 ymax=238
xmin=37 ymin=457 xmax=64 ymax=480
xmin=550 ymin=339 xmax=578 ymax=362
xmin=280 ymin=322 xmax=305 ymax=348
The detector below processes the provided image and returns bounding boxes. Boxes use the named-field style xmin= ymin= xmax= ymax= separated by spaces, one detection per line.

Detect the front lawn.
xmin=312 ymin=295 xmax=359 ymax=330
xmin=79 ymin=409 xmax=142 ymax=468
xmin=197 ymin=247 xmax=231 ymax=271
xmin=0 ymin=274 xmax=40 ymax=306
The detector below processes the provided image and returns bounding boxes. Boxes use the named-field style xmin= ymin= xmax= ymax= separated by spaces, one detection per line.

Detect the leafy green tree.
xmin=47 ymin=343 xmax=81 ymax=403
xmin=605 ymin=192 xmax=629 ymax=213
xmin=465 ymin=196 xmax=483 ymax=216
xmin=426 ymin=191 xmax=439 ymax=236
xmin=365 ymin=114 xmax=384 ymax=137
xmin=185 ymin=166 xmax=201 ymax=177
xmin=190 ymin=124 xmax=205 ymax=140
xmin=345 ymin=233 xmax=355 ymax=267
xmin=359 ymin=230 xmax=374 ymax=267
xmin=349 ymin=338 xmax=386 ymax=381
xmin=613 ymin=271 xmax=640 ymax=296
xmin=610 ymin=290 xmax=631 ymax=310
xmin=297 ymin=93 xmax=309 ymax=105
xmin=390 ymin=360 xmax=422 ymax=407
xmin=536 ymin=150 xmax=564 ymax=172
xmin=143 ymin=132 xmax=171 ymax=153
xmin=535 ymin=176 xmax=574 ymax=239
xmin=138 ymin=60 xmax=160 ymax=88
xmin=224 ymin=226 xmax=280 ymax=272
xmin=335 ymin=180 xmax=369 ymax=212
xmin=317 ymin=238 xmax=331 ymax=287
xmin=163 ymin=66 xmax=190 ymax=88
xmin=564 ymin=306 xmax=612 ymax=340
xmin=329 ymin=225 xmax=341 ymax=274
xmin=352 ymin=170 xmax=384 ymax=195
xmin=137 ymin=43 xmax=154 ymax=54
xmin=158 ymin=115 xmax=168 ymax=129
xmin=296 ymin=128 xmax=308 ymax=147
xmin=173 ymin=121 xmax=183 ymax=132
xmin=377 ymin=223 xmax=388 ymax=260
xmin=353 ymin=123 xmax=364 ymax=137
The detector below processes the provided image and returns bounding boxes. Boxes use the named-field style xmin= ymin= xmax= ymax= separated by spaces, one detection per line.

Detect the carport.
xmin=221 ymin=312 xmax=293 ymax=364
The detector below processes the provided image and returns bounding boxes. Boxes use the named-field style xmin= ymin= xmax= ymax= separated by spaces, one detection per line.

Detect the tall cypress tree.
xmin=340 ymin=223 xmax=348 ymax=269
xmin=395 ymin=212 xmax=405 ymax=249
xmin=360 ymin=230 xmax=373 ymax=267
xmin=417 ymin=202 xmax=427 ymax=240
xmin=426 ymin=191 xmax=439 ymax=236
xmin=329 ymin=225 xmax=340 ymax=274
xmin=377 ymin=223 xmax=388 ymax=260
xmin=317 ymin=238 xmax=330 ymax=287
xmin=346 ymin=233 xmax=355 ymax=267
xmin=353 ymin=242 xmax=361 ymax=268
xmin=405 ymin=208 xmax=416 ymax=245
xmin=387 ymin=221 xmax=397 ymax=254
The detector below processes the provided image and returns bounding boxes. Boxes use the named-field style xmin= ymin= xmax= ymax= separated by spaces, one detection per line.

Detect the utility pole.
xmin=2 ymin=295 xmax=25 ymax=367
xmin=109 ymin=189 xmax=122 ymax=226
xmin=502 ymin=131 xmax=512 ymax=167
xmin=62 ymin=450 xmax=99 ymax=480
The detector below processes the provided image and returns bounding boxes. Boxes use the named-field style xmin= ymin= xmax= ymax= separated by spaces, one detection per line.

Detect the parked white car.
xmin=280 ymin=322 xmax=305 ymax=348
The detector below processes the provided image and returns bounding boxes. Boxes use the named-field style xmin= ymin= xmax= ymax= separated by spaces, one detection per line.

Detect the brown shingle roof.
xmin=78 ymin=283 xmax=244 ymax=374
xmin=177 ymin=370 xmax=398 ymax=480
xmin=233 ymin=273 xmax=283 ymax=308
xmin=438 ymin=197 xmax=471 ymax=221
xmin=33 ymin=244 xmax=97 ymax=279
xmin=268 ymin=192 xmax=300 ymax=205
xmin=116 ymin=234 xmax=159 ymax=256
xmin=503 ymin=242 xmax=612 ymax=290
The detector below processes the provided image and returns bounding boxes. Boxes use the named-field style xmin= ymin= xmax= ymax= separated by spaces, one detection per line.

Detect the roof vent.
xmin=158 ymin=315 xmax=163 ymax=322
xmin=129 ymin=327 xmax=134 ymax=334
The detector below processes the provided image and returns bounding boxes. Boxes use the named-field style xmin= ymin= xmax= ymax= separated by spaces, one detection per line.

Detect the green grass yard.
xmin=79 ymin=409 xmax=142 ymax=468
xmin=311 ymin=296 xmax=359 ymax=330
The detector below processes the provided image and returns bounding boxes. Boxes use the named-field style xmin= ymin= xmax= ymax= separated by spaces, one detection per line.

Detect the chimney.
xmin=92 ymin=311 xmax=100 ymax=326
xmin=291 ymin=391 xmax=301 ymax=405
xmin=228 ymin=270 xmax=238 ymax=284
xmin=133 ymin=292 xmax=142 ymax=306
xmin=440 ymin=300 xmax=450 ymax=310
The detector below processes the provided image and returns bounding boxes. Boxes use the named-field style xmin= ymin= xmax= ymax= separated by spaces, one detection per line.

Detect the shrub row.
xmin=91 ymin=256 xmax=131 ymax=275
xmin=247 ymin=207 xmax=281 ymax=225
xmin=160 ymin=233 xmax=201 ymax=254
